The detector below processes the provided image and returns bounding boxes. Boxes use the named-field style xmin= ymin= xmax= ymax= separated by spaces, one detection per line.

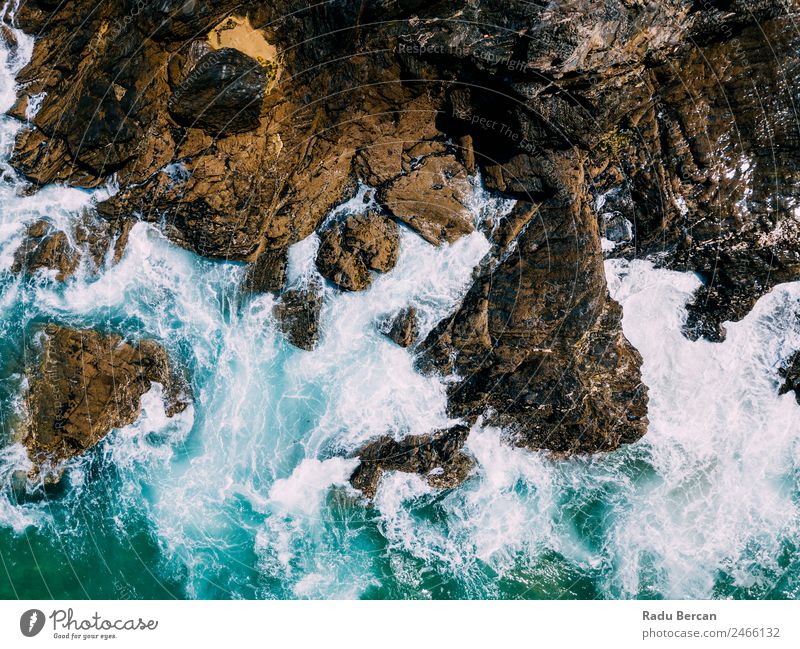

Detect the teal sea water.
xmin=0 ymin=22 xmax=799 ymax=600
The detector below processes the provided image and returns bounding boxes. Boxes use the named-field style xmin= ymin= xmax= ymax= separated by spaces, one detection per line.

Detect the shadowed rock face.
xmin=19 ymin=325 xmax=190 ymax=481
xmin=379 ymin=306 xmax=419 ymax=348
xmin=778 ymin=351 xmax=800 ymax=405
xmin=167 ymin=47 xmax=267 ymax=135
xmin=6 ymin=0 xmax=799 ymax=491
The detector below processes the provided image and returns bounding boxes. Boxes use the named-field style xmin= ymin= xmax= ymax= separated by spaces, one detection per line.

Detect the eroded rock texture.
xmin=379 ymin=306 xmax=419 ymax=348
xmin=316 ymin=212 xmax=400 ymax=291
xmin=7 ymin=0 xmax=799 ymax=491
xmin=350 ymin=425 xmax=473 ymax=498
xmin=19 ymin=325 xmax=190 ymax=481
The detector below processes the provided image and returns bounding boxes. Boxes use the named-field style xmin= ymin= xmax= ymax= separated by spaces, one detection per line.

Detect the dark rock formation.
xmin=167 ymin=48 xmax=267 ymax=136
xmin=418 ymin=158 xmax=648 ymax=453
xmin=273 ymin=281 xmax=324 ymax=351
xmin=379 ymin=306 xmax=419 ymax=348
xmin=12 ymin=220 xmax=79 ymax=281
xmin=316 ymin=213 xmax=400 ymax=291
xmin=350 ymin=425 xmax=473 ymax=498
xmin=242 ymin=247 xmax=288 ymax=294
xmin=778 ymin=352 xmax=800 ymax=405
xmin=19 ymin=324 xmax=190 ymax=481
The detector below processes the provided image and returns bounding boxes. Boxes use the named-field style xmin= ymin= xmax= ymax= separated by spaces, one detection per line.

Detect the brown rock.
xmin=273 ymin=280 xmax=324 ymax=351
xmin=379 ymin=306 xmax=419 ymax=347
xmin=243 ymin=247 xmax=288 ymax=294
xmin=315 ymin=212 xmax=400 ymax=291
xmin=19 ymin=325 xmax=190 ymax=481
xmin=350 ymin=425 xmax=473 ymax=498
xmin=380 ymin=155 xmax=473 ymax=245
xmin=418 ymin=164 xmax=649 ymax=454
xmin=11 ymin=220 xmax=79 ymax=281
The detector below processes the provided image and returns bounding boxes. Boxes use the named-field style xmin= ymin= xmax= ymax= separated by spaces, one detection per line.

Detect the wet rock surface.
xmin=316 ymin=213 xmax=400 ymax=291
xmin=379 ymin=306 xmax=419 ymax=348
xmin=242 ymin=247 xmax=288 ymax=294
xmin=11 ymin=215 xmax=132 ymax=282
xmin=273 ymin=281 xmax=324 ymax=351
xmin=349 ymin=425 xmax=473 ymax=498
xmin=18 ymin=325 xmax=190 ymax=481
xmin=12 ymin=220 xmax=79 ymax=281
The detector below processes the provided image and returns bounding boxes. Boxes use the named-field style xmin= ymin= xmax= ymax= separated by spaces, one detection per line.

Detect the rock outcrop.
xmin=379 ymin=306 xmax=419 ymax=348
xmin=11 ymin=215 xmax=133 ymax=282
xmin=316 ymin=213 xmax=400 ymax=291
xmin=418 ymin=158 xmax=648 ymax=452
xmin=379 ymin=155 xmax=474 ymax=245
xmin=273 ymin=281 xmax=324 ymax=351
xmin=349 ymin=425 xmax=473 ymax=498
xmin=19 ymin=325 xmax=190 ymax=481
xmin=12 ymin=220 xmax=79 ymax=281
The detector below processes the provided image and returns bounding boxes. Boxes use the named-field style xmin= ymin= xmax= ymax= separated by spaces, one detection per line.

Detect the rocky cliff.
xmin=6 ymin=0 xmax=799 ymax=492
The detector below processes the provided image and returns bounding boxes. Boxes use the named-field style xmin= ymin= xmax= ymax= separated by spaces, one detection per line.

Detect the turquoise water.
xmin=0 ymin=24 xmax=799 ymax=600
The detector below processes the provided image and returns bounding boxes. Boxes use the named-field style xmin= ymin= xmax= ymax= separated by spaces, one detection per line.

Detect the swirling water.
xmin=0 ymin=24 xmax=798 ymax=600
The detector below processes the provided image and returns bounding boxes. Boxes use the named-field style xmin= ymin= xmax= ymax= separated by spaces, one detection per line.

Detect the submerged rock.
xmin=379 ymin=306 xmax=419 ymax=348
xmin=273 ymin=281 xmax=324 ymax=351
xmin=350 ymin=425 xmax=473 ymax=498
xmin=778 ymin=352 xmax=800 ymax=405
xmin=18 ymin=325 xmax=190 ymax=482
xmin=316 ymin=212 xmax=399 ymax=291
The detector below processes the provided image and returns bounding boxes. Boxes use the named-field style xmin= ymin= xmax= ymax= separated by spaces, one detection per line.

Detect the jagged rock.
xmin=350 ymin=425 xmax=473 ymax=498
xmin=316 ymin=213 xmax=400 ymax=291
xmin=778 ymin=352 xmax=800 ymax=405
xmin=243 ymin=247 xmax=288 ymax=294
xmin=167 ymin=48 xmax=267 ymax=136
xmin=10 ymin=215 xmax=131 ymax=281
xmin=11 ymin=220 xmax=79 ymax=281
xmin=379 ymin=306 xmax=419 ymax=347
xmin=273 ymin=281 xmax=323 ymax=351
xmin=418 ymin=164 xmax=649 ymax=453
xmin=379 ymin=155 xmax=473 ymax=245
xmin=18 ymin=324 xmax=190 ymax=481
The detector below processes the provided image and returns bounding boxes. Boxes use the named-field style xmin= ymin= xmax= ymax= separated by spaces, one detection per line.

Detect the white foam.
xmin=269 ymin=457 xmax=357 ymax=516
